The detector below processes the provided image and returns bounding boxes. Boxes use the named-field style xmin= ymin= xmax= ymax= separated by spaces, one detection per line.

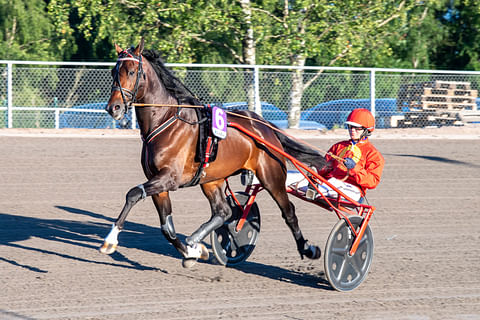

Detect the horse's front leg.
xmin=182 ymin=180 xmax=232 ymax=268
xmin=151 ymin=191 xmax=189 ymax=258
xmin=100 ymin=170 xmax=178 ymax=254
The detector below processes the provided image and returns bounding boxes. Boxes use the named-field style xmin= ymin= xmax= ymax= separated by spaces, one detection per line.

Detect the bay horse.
xmin=102 ymin=38 xmax=327 ymax=267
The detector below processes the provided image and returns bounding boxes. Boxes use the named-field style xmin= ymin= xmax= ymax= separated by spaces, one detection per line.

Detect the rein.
xmin=131 ymin=102 xmax=336 ymax=160
xmin=133 ymin=102 xmax=354 ymax=185
xmin=112 ymin=54 xmax=345 ymax=177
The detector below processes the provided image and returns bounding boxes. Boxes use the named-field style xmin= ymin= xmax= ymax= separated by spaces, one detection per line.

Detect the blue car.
xmin=220 ymin=102 xmax=325 ymax=130
xmin=59 ymin=102 xmax=133 ymax=129
xmin=301 ymin=98 xmax=402 ymax=129
xmin=220 ymin=102 xmax=288 ymax=121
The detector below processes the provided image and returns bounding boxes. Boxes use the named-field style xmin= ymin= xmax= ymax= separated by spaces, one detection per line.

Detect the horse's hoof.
xmin=182 ymin=258 xmax=197 ymax=268
xmin=99 ymin=242 xmax=117 ymax=255
xmin=305 ymin=245 xmax=321 ymax=260
xmin=185 ymin=243 xmax=209 ymax=260
xmin=198 ymin=243 xmax=209 ymax=260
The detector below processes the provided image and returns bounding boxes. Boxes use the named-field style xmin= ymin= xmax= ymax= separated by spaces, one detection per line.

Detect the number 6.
xmin=215 ymin=108 xmax=225 ymax=129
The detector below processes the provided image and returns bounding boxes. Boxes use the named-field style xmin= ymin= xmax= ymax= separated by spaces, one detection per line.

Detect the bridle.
xmin=111 ymin=48 xmax=145 ymax=115
xmin=110 ymin=49 xmax=207 ymax=140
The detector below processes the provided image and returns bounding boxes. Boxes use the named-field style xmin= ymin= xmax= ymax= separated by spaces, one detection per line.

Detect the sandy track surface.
xmin=1 ymin=123 xmax=480 ymax=139
xmin=0 ymin=133 xmax=479 ymax=319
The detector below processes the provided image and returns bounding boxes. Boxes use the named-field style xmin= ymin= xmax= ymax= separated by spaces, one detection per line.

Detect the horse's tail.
xmin=271 ymin=124 xmax=327 ymax=170
xmin=227 ymin=110 xmax=326 ymax=169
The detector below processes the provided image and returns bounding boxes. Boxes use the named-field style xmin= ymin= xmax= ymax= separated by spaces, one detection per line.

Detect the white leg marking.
xmin=186 ymin=244 xmax=203 ymax=259
xmin=105 ymin=224 xmax=120 ymax=245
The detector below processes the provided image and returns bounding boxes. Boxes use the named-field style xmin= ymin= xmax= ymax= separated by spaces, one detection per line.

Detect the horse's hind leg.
xmin=182 ymin=180 xmax=232 ymax=267
xmin=256 ymin=164 xmax=321 ymax=260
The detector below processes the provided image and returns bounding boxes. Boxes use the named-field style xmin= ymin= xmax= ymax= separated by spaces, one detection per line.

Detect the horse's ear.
xmin=115 ymin=43 xmax=123 ymax=55
xmin=134 ymin=37 xmax=144 ymax=56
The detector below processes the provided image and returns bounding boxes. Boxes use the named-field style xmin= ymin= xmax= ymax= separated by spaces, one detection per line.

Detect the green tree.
xmin=429 ymin=1 xmax=480 ymax=70
xmin=47 ymin=0 xmax=238 ymax=63
xmin=250 ymin=0 xmax=433 ymax=127
xmin=46 ymin=0 xmax=476 ymax=126
xmin=378 ymin=0 xmax=448 ymax=70
xmin=46 ymin=0 xmax=261 ymax=109
xmin=0 ymin=0 xmax=70 ymax=60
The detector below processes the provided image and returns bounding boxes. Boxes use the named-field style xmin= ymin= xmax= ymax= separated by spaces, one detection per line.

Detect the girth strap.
xmin=180 ymin=135 xmax=216 ymax=188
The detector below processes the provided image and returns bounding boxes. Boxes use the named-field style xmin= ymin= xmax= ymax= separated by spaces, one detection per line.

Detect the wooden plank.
xmin=421 ymin=94 xmax=477 ymax=100
xmin=423 ymin=88 xmax=478 ymax=97
xmin=433 ymin=80 xmax=471 ymax=90
xmin=409 ymin=101 xmax=476 ymax=107
xmin=397 ymin=82 xmax=478 ymax=114
xmin=399 ymin=81 xmax=434 ymax=90
xmin=419 ymin=102 xmax=476 ymax=110
xmin=421 ymin=96 xmax=476 ymax=104
xmin=459 ymin=111 xmax=480 ymax=122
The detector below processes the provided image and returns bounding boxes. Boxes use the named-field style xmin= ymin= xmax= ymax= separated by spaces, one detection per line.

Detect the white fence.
xmin=2 ymin=60 xmax=480 ymax=130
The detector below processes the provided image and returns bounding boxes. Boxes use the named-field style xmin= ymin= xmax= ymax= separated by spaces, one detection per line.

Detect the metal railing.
xmin=2 ymin=60 xmax=480 ymax=130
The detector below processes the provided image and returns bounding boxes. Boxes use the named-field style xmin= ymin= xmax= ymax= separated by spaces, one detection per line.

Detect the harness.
xmin=179 ymin=105 xmax=218 ymax=187
xmin=111 ymin=49 xmax=220 ymax=188
xmin=141 ymin=105 xmax=220 ymax=188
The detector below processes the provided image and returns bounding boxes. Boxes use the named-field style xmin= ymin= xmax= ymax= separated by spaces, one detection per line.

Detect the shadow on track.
xmin=388 ymin=153 xmax=480 ymax=167
xmin=1 ymin=206 xmax=333 ymax=289
xmin=229 ymin=260 xmax=333 ymax=290
xmin=0 ymin=206 xmax=187 ymax=273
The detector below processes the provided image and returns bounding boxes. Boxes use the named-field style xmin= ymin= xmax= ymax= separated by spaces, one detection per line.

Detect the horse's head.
xmin=106 ymin=38 xmax=146 ymax=120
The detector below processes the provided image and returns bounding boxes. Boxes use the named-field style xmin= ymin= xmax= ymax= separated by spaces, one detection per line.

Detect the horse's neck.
xmin=135 ymin=59 xmax=201 ymax=137
xmin=135 ymin=70 xmax=197 ymax=136
xmin=135 ymin=98 xmax=176 ymax=136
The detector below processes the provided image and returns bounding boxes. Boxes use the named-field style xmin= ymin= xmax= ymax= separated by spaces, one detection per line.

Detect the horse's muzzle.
xmin=105 ymin=103 xmax=125 ymax=120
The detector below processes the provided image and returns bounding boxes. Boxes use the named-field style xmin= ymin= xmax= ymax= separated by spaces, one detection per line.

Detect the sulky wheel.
xmin=210 ymin=192 xmax=261 ymax=266
xmin=324 ymin=215 xmax=374 ymax=292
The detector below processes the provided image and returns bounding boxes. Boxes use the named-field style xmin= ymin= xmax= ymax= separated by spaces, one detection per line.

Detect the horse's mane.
xmin=142 ymin=49 xmax=202 ymax=106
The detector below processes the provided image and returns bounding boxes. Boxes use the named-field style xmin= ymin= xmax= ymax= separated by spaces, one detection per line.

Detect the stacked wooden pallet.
xmin=394 ymin=80 xmax=479 ymax=127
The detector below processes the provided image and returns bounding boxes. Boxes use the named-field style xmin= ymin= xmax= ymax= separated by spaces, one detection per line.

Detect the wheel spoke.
xmin=349 ymin=255 xmax=361 ymax=275
xmin=224 ymin=237 xmax=231 ymax=251
xmin=331 ymin=246 xmax=348 ymax=256
xmin=357 ymin=233 xmax=369 ymax=247
xmin=336 ymin=258 xmax=347 ymax=281
xmin=228 ymin=233 xmax=238 ymax=251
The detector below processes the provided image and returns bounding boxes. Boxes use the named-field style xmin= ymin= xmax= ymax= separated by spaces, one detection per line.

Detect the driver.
xmin=313 ymin=108 xmax=385 ymax=202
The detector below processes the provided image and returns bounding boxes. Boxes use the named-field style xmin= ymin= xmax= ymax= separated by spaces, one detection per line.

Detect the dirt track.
xmin=1 ymin=133 xmax=479 ymax=319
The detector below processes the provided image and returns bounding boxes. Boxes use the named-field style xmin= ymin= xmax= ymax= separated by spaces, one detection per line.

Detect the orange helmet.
xmin=345 ymin=108 xmax=375 ymax=132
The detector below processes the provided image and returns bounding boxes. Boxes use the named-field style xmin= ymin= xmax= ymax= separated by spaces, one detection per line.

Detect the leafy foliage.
xmin=0 ymin=0 xmax=68 ymax=60
xmin=3 ymin=0 xmax=480 ymax=127
xmin=0 ymin=0 xmax=476 ymax=69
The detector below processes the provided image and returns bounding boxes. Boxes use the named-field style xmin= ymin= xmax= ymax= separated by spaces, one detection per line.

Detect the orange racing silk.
xmin=320 ymin=138 xmax=385 ymax=194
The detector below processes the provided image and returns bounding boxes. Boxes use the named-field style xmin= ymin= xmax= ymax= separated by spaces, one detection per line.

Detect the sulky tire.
xmin=210 ymin=192 xmax=261 ymax=266
xmin=324 ymin=215 xmax=374 ymax=292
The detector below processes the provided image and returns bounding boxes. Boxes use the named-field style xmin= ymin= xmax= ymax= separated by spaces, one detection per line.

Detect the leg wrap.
xmin=161 ymin=215 xmax=176 ymax=240
xmin=186 ymin=215 xmax=224 ymax=246
xmin=298 ymin=238 xmax=321 ymax=260
xmin=126 ymin=185 xmax=147 ymax=205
